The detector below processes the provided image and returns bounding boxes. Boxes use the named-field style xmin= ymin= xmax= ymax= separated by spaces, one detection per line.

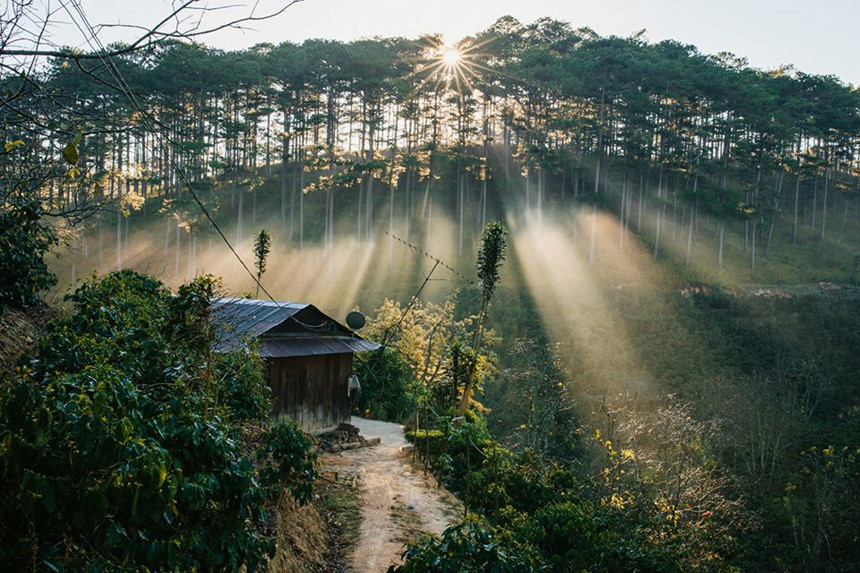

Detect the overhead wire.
xmin=386 ymin=232 xmax=474 ymax=285
xmin=375 ymin=225 xmax=481 ymax=351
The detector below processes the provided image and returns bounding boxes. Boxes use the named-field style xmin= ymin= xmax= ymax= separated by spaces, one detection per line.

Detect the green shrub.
xmin=528 ymin=502 xmax=601 ymax=573
xmin=388 ymin=516 xmax=545 ymax=573
xmin=217 ymin=349 xmax=272 ymax=421
xmin=353 ymin=348 xmax=417 ymax=422
xmin=406 ymin=415 xmax=495 ymax=495
xmin=0 ymin=270 xmax=314 ymax=571
xmin=405 ymin=429 xmax=446 ymax=458
xmin=257 ymin=420 xmax=318 ymax=505
xmin=0 ymin=196 xmax=57 ymax=308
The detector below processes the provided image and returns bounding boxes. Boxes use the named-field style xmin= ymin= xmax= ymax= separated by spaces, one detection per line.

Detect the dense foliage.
xmin=0 ymin=195 xmax=57 ymax=308
xmin=356 ymin=293 xmax=488 ymax=424
xmin=390 ymin=516 xmax=542 ymax=573
xmin=401 ymin=416 xmax=749 ymax=572
xmin=390 ymin=286 xmax=860 ymax=572
xmin=0 ymin=270 xmax=316 ymax=571
xmin=352 ymin=348 xmax=417 ymax=422
xmin=356 ymin=223 xmax=860 ymax=572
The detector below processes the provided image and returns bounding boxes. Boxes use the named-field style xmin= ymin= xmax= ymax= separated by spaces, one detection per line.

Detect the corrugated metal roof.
xmin=212 ymin=298 xmax=304 ymax=347
xmin=259 ymin=336 xmax=381 ymax=358
xmin=212 ymin=297 xmax=380 ymax=357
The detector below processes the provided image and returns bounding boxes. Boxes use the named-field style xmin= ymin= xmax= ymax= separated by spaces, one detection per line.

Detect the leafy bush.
xmin=217 ymin=350 xmax=273 ymax=421
xmin=0 ymin=196 xmax=58 ymax=308
xmin=0 ymin=270 xmax=314 ymax=571
xmin=399 ymin=423 xmax=737 ymax=572
xmin=353 ymin=348 xmax=417 ymax=422
xmin=484 ymin=338 xmax=578 ymax=458
xmin=779 ymin=446 xmax=860 ymax=570
xmin=528 ymin=502 xmax=601 ymax=572
xmin=406 ymin=414 xmax=494 ymax=497
xmin=257 ymin=420 xmax=317 ymax=505
xmin=405 ymin=428 xmax=446 ymax=458
xmin=388 ymin=516 xmax=544 ymax=573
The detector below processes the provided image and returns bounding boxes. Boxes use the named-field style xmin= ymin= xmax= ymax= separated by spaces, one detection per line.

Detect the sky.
xmin=41 ymin=0 xmax=860 ymax=86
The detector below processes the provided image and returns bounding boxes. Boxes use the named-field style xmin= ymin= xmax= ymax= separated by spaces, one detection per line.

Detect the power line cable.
xmin=386 ymin=232 xmax=474 ymax=285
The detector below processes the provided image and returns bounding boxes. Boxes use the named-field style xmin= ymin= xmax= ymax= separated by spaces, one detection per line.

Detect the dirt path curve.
xmin=321 ymin=417 xmax=461 ymax=573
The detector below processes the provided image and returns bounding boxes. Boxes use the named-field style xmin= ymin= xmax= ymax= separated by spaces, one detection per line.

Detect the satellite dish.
xmin=345 ymin=311 xmax=366 ymax=330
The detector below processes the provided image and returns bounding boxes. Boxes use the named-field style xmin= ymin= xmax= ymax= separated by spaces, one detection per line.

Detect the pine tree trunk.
xmin=425 ymin=192 xmax=433 ymax=253
xmin=589 ymin=203 xmax=598 ymax=267
xmin=619 ymin=177 xmax=626 ymax=249
xmin=653 ymin=165 xmax=663 ymax=260
xmin=792 ymin=174 xmax=800 ymax=243
xmin=458 ymin=170 xmax=464 ymax=258
xmin=764 ymin=171 xmax=783 ymax=258
xmin=717 ymin=219 xmax=725 ymax=269
xmin=189 ymin=233 xmax=197 ymax=279
xmin=537 ymin=169 xmax=544 ymax=233
xmin=164 ymin=217 xmax=172 ymax=258
xmin=750 ymin=219 xmax=757 ymax=271
xmin=236 ymin=192 xmax=244 ymax=247
xmin=366 ymin=175 xmax=374 ymax=245
xmin=561 ymin=168 xmax=566 ymax=202
xmin=404 ymin=168 xmax=413 ymax=241
xmin=481 ymin=171 xmax=487 ymax=231
xmin=820 ymin=165 xmax=830 ymax=241
xmin=357 ymin=182 xmax=363 ymax=254
xmin=811 ymin=175 xmax=818 ymax=230
xmin=525 ymin=169 xmax=531 ymax=226
xmin=281 ymin=164 xmax=288 ymax=230
xmin=589 ymin=99 xmax=603 ymax=269
xmin=175 ymin=221 xmax=181 ymax=277
xmin=389 ymin=184 xmax=395 ymax=269
xmin=98 ymin=214 xmax=104 ymax=268
xmin=116 ymin=210 xmax=122 ymax=271
xmin=685 ymin=205 xmax=694 ymax=267
xmin=299 ymin=167 xmax=305 ymax=253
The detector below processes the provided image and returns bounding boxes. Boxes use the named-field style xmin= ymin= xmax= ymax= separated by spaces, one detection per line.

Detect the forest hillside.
xmin=2 ymin=14 xmax=860 ymax=572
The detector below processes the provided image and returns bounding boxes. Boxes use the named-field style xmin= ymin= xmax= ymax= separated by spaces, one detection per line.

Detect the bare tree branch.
xmin=0 ymin=0 xmax=306 ymax=61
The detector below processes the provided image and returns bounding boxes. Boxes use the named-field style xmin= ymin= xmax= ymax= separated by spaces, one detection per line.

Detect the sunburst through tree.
xmin=412 ymin=35 xmax=498 ymax=97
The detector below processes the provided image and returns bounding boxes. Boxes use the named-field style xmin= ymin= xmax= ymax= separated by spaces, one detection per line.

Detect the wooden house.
xmin=212 ymin=298 xmax=379 ymax=431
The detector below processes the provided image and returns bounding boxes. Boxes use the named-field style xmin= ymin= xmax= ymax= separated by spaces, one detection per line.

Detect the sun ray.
xmin=403 ymin=34 xmax=499 ymax=101
xmin=441 ymin=46 xmax=461 ymax=68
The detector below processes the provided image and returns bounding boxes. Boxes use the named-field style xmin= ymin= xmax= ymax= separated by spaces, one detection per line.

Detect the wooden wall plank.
xmin=265 ymin=353 xmax=355 ymax=431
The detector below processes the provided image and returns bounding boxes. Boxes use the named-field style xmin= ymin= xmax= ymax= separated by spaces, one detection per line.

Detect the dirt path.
xmin=321 ymin=417 xmax=461 ymax=573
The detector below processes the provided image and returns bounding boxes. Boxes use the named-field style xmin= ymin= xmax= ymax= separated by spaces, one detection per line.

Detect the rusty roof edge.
xmin=261 ymin=334 xmax=381 ymax=350
xmin=261 ymin=331 xmax=377 ymax=341
xmin=258 ymin=336 xmax=380 ymax=358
